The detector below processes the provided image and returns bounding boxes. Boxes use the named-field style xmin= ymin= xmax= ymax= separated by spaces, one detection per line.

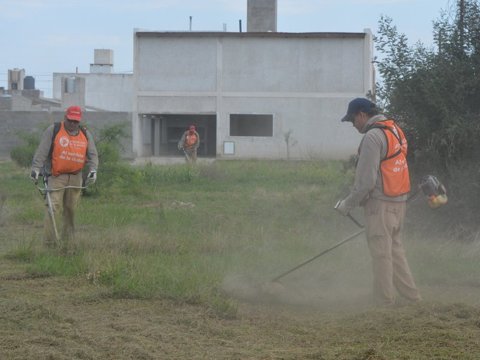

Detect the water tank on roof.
xmin=8 ymin=68 xmax=25 ymax=91
xmin=24 ymin=76 xmax=35 ymax=90
xmin=65 ymin=77 xmax=76 ymax=93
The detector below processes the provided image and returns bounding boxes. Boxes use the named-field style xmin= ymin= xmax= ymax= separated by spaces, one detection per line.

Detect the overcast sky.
xmin=0 ymin=0 xmax=455 ymax=98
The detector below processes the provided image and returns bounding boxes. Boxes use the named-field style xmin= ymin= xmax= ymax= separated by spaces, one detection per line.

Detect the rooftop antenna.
xmin=223 ymin=23 xmax=227 ymax=32
xmin=189 ymin=16 xmax=192 ymax=31
xmin=239 ymin=19 xmax=242 ymax=32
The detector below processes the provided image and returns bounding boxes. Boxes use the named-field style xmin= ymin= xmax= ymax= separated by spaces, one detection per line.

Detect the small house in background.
xmin=52 ymin=49 xmax=133 ymax=112
xmin=132 ymin=0 xmax=374 ymax=160
xmin=1 ymin=68 xmax=61 ymax=111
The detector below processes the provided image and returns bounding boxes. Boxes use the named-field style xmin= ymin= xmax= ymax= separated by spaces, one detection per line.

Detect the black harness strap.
xmin=368 ymin=123 xmax=403 ymax=161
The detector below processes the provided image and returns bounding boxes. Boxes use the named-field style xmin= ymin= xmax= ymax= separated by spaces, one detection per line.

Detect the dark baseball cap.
xmin=341 ymin=98 xmax=376 ymax=122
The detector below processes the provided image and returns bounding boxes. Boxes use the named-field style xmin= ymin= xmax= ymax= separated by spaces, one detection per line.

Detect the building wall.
xmin=133 ymin=32 xmax=374 ymax=160
xmin=11 ymin=95 xmax=41 ymax=111
xmin=0 ymin=111 xmax=133 ymax=160
xmin=53 ymin=73 xmax=133 ymax=112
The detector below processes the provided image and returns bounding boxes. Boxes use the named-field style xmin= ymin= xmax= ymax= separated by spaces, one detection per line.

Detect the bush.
xmin=375 ymin=2 xmax=480 ymax=237
xmin=94 ymin=122 xmax=129 ymax=165
xmin=10 ymin=122 xmax=128 ymax=171
xmin=10 ymin=131 xmax=40 ymax=168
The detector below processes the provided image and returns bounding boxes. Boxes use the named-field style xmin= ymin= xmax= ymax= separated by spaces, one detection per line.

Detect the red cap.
xmin=65 ymin=106 xmax=82 ymax=121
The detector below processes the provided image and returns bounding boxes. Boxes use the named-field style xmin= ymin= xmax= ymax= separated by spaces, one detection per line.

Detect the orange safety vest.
xmin=51 ymin=122 xmax=88 ymax=176
xmin=369 ymin=120 xmax=411 ymax=197
xmin=185 ymin=132 xmax=198 ymax=148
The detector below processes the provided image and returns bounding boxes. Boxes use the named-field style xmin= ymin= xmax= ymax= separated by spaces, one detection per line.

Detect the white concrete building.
xmin=132 ymin=30 xmax=374 ymax=160
xmin=52 ymin=49 xmax=133 ymax=112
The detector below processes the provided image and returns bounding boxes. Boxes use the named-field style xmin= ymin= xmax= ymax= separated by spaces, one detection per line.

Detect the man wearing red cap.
xmin=177 ymin=124 xmax=200 ymax=163
xmin=30 ymin=105 xmax=98 ymax=248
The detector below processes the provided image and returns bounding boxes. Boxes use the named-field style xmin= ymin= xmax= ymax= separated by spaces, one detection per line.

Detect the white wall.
xmin=53 ymin=73 xmax=133 ymax=112
xmin=133 ymin=32 xmax=373 ymax=160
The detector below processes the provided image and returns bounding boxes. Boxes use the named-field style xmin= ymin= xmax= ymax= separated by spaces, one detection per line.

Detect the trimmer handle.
xmin=347 ymin=214 xmax=364 ymax=228
xmin=334 ymin=200 xmax=364 ymax=228
xmin=334 ymin=200 xmax=341 ymax=210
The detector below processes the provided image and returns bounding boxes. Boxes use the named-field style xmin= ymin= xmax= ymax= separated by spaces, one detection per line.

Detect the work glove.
xmin=30 ymin=169 xmax=39 ymax=184
xmin=334 ymin=199 xmax=350 ymax=216
xmin=86 ymin=170 xmax=97 ymax=186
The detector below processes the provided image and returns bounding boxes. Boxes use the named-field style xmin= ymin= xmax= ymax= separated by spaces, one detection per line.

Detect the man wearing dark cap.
xmin=30 ymin=105 xmax=98 ymax=247
xmin=336 ymin=98 xmax=421 ymax=306
xmin=177 ymin=124 xmax=200 ymax=164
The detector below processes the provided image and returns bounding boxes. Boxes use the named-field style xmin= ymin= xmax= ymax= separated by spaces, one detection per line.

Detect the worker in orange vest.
xmin=30 ymin=105 xmax=98 ymax=248
xmin=336 ymin=98 xmax=421 ymax=307
xmin=178 ymin=124 xmax=200 ymax=164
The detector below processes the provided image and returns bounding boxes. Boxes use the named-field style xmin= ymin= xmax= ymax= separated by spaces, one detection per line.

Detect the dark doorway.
xmin=145 ymin=114 xmax=216 ymax=157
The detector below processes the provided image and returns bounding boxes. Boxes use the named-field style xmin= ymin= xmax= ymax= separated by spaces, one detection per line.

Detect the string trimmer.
xmin=267 ymin=174 xmax=447 ymax=285
xmin=35 ymin=175 xmax=87 ymax=245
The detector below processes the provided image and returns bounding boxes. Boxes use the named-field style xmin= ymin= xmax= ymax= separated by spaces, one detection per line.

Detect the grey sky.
xmin=0 ymin=0 xmax=454 ymax=98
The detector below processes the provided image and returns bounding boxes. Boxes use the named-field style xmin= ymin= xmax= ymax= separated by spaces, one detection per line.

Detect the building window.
xmin=230 ymin=114 xmax=273 ymax=137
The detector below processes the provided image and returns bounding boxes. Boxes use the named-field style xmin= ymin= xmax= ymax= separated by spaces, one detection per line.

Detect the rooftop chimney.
xmin=90 ymin=49 xmax=114 ymax=74
xmin=247 ymin=0 xmax=277 ymax=32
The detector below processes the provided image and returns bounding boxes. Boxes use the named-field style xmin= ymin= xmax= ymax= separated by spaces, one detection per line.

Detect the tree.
xmin=374 ymin=1 xmax=480 ymax=238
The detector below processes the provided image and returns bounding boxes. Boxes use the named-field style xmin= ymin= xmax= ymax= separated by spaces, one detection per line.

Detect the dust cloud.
xmin=223 ymin=231 xmax=480 ymax=312
xmin=222 ymin=249 xmax=374 ymax=313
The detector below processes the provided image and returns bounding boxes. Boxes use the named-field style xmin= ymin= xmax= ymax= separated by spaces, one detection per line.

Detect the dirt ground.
xmin=2 ymin=258 xmax=480 ymax=360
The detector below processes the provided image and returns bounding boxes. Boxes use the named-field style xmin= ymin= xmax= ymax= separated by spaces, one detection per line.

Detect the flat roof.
xmin=134 ymin=31 xmax=367 ymax=40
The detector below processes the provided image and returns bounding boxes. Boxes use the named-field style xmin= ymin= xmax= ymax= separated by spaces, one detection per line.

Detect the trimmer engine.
xmin=420 ymin=175 xmax=448 ymax=209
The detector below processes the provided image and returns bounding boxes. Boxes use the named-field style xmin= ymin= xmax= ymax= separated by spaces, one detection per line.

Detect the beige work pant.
xmin=44 ymin=173 xmax=83 ymax=247
xmin=184 ymin=147 xmax=197 ymax=164
xmin=364 ymin=198 xmax=421 ymax=306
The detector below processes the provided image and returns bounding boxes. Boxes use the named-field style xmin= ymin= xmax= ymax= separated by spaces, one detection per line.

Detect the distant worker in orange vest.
xmin=30 ymin=105 xmax=98 ymax=248
xmin=178 ymin=124 xmax=200 ymax=164
xmin=335 ymin=98 xmax=421 ymax=307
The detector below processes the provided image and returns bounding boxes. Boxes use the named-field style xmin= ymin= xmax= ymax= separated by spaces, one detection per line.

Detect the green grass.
xmin=1 ymin=159 xmax=480 ymax=320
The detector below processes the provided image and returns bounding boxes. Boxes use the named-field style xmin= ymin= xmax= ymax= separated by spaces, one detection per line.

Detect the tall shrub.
xmin=374 ymin=1 xmax=480 ymax=238
xmin=10 ymin=131 xmax=40 ymax=168
xmin=10 ymin=122 xmax=128 ymax=169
